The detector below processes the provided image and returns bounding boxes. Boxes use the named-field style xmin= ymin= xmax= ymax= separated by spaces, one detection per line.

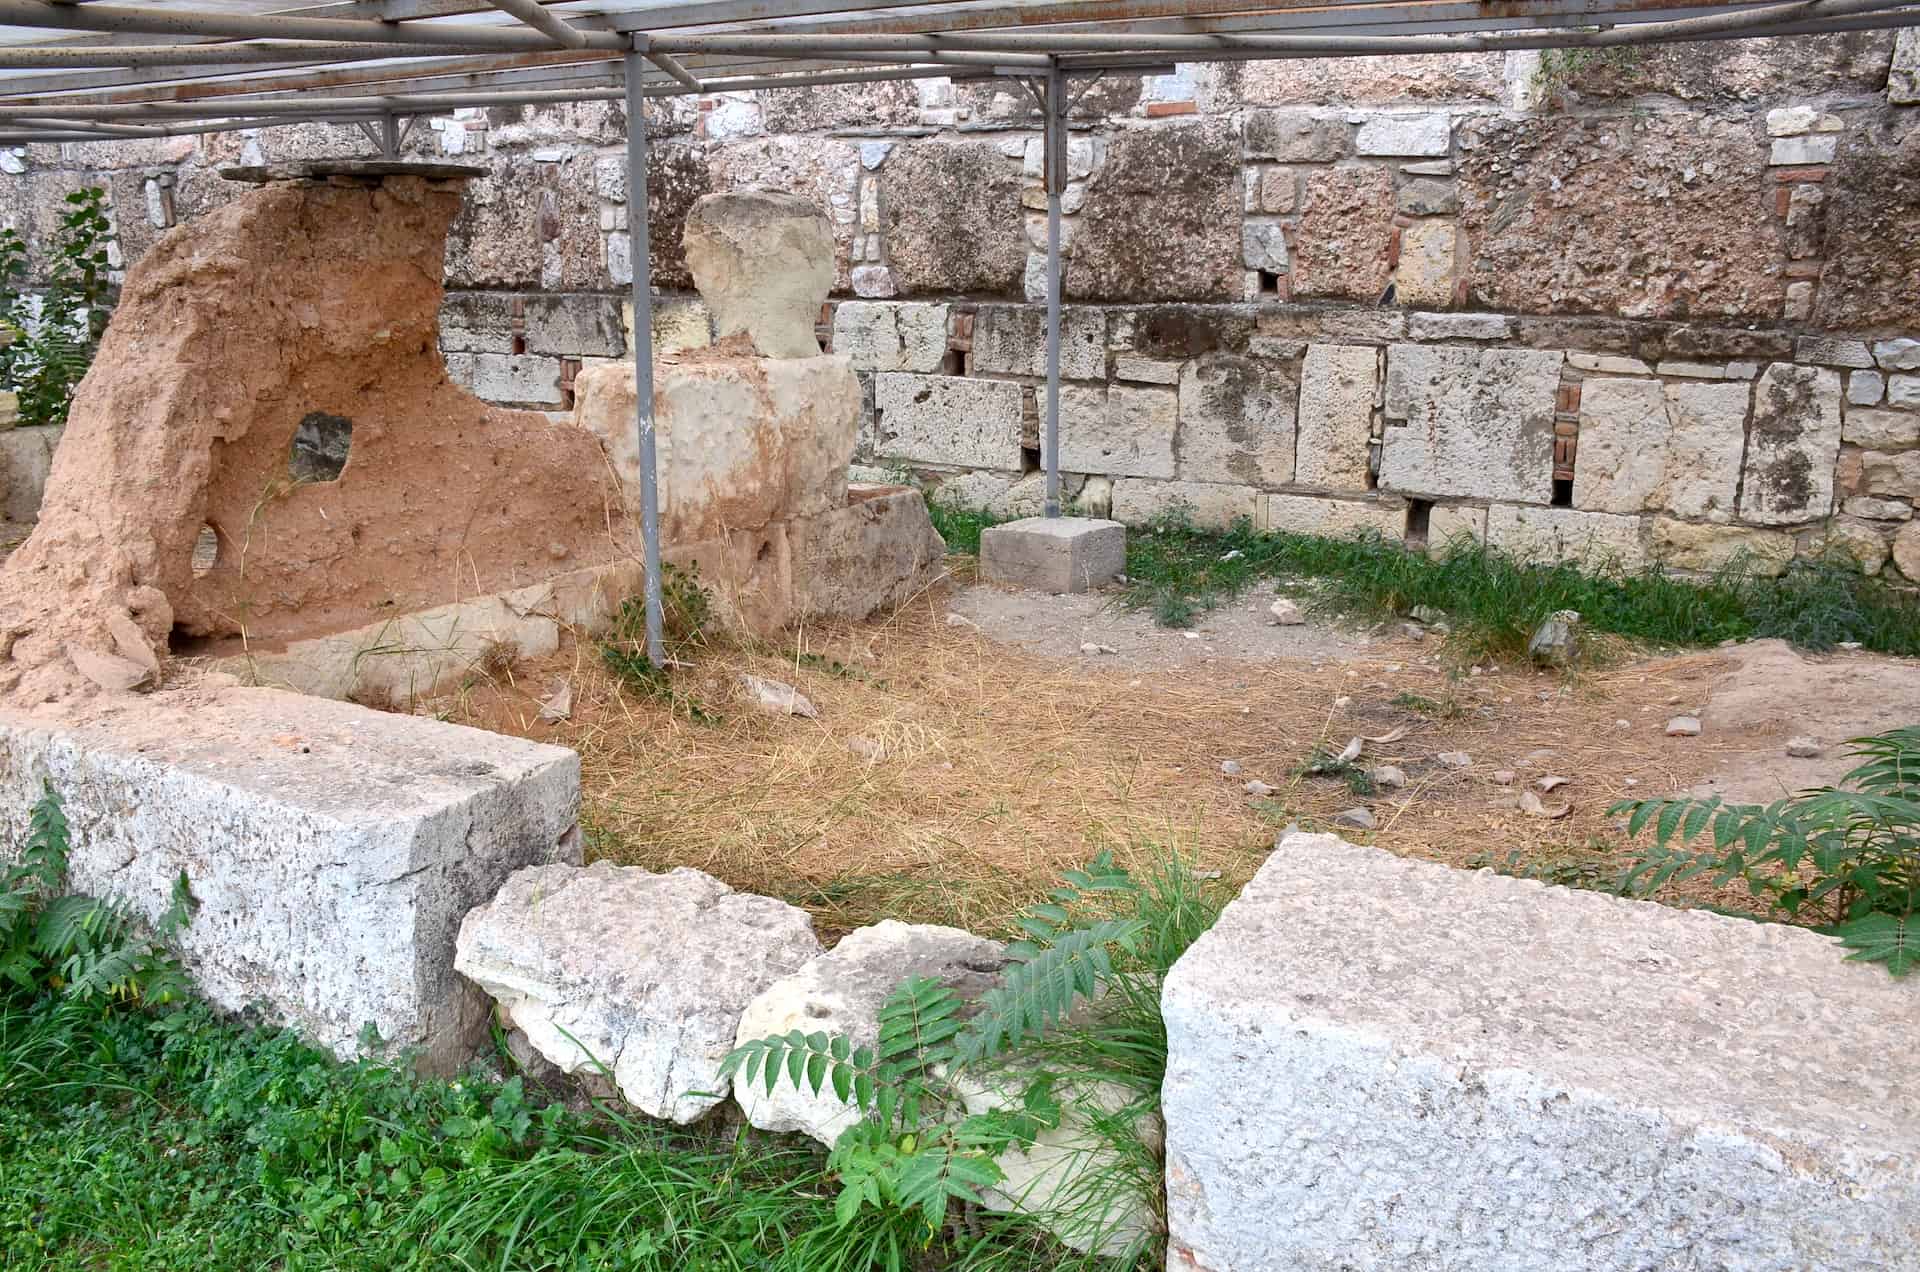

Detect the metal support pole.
xmin=1041 ymin=59 xmax=1065 ymax=520
xmin=623 ymin=46 xmax=664 ymax=667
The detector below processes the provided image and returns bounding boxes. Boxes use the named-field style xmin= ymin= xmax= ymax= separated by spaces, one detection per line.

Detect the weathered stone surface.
xmin=1812 ymin=115 xmax=1920 ymax=331
xmin=1844 ymin=495 xmax=1913 ymax=521
xmin=1876 ymin=339 xmax=1920 ymax=371
xmin=880 ymin=140 xmax=1026 ymax=297
xmin=708 ymin=136 xmax=859 ymax=291
xmin=1486 ymin=504 xmax=1647 ymax=570
xmin=1354 ymin=112 xmax=1451 ymax=157
xmin=733 ymin=920 xmax=1006 ymax=1145
xmin=1379 ymin=345 xmax=1561 ymax=503
xmin=1295 ymin=344 xmax=1378 ymax=493
xmin=1650 ymin=517 xmax=1796 ymax=576
xmin=1068 ymin=121 xmax=1242 ymax=303
xmin=445 ymin=352 xmax=563 ymax=405
xmin=0 ymin=687 xmax=580 ymax=1073
xmin=1050 ymin=384 xmax=1178 ymax=479
xmin=1396 ymin=177 xmax=1458 ymax=216
xmin=1210 ymin=55 xmax=1505 ymax=108
xmin=789 ymin=486 xmax=949 ymax=622
xmin=574 ymin=355 xmax=857 ymax=541
xmin=1264 ymin=493 xmax=1405 ymax=539
xmin=1163 ymin=832 xmax=1920 ymax=1272
xmin=1427 ymin=502 xmax=1486 ymax=547
xmin=1176 ymin=353 xmax=1297 ymax=487
xmin=1842 ymin=409 xmax=1920 ymax=450
xmin=873 ymin=373 xmax=1023 ymax=469
xmin=831 ymin=301 xmax=950 ymax=373
xmin=683 ymin=192 xmax=833 ymax=360
xmin=1819 ymin=519 xmax=1888 ymax=575
xmin=1573 ymin=378 xmax=1747 ymax=519
xmin=972 ymin=305 xmax=1106 ymax=381
xmin=457 ymin=862 xmax=820 ymax=1122
xmin=1111 ymin=478 xmax=1261 ymax=530
xmin=980 ymin=516 xmax=1126 ymax=593
xmin=1552 ymin=31 xmax=1894 ymax=103
xmin=1895 ymin=521 xmax=1920 ymax=580
xmin=1894 ymin=29 xmax=1920 ymax=105
xmin=1858 ymin=450 xmax=1920 ymax=499
xmin=1243 ymin=110 xmax=1349 ymax=162
xmin=1120 ymin=306 xmax=1257 ymax=360
xmin=0 ymin=424 xmax=59 ymax=522
xmin=1394 ymin=218 xmax=1459 ymax=309
xmin=1291 ymin=165 xmax=1395 ymax=301
xmin=1457 ymin=113 xmax=1784 ymax=321
xmin=1743 ymin=364 xmax=1842 ymax=525
xmin=758 ymin=80 xmax=920 ymax=133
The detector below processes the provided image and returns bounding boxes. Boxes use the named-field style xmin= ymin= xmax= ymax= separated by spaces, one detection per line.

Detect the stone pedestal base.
xmin=980 ymin=516 xmax=1125 ymax=593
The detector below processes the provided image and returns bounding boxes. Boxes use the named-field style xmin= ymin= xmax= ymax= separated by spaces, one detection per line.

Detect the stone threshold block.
xmin=980 ymin=516 xmax=1126 ymax=594
xmin=0 ymin=686 xmax=581 ymax=1073
xmin=1163 ymin=832 xmax=1920 ymax=1272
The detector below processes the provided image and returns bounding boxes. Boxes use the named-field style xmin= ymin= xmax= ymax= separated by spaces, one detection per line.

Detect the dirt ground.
xmin=426 ymin=577 xmax=1920 ymax=939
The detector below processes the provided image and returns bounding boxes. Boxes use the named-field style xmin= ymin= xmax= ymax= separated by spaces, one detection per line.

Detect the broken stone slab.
xmin=733 ymin=919 xmax=1007 ymax=1145
xmin=682 ymin=191 xmax=834 ymax=360
xmin=790 ymin=485 xmax=948 ymax=622
xmin=0 ymin=686 xmax=580 ymax=1073
xmin=980 ymin=517 xmax=1126 ymax=594
xmin=1163 ymin=832 xmax=1920 ymax=1272
xmin=0 ymin=423 xmax=59 ymax=523
xmin=456 ymin=861 xmax=822 ymax=1123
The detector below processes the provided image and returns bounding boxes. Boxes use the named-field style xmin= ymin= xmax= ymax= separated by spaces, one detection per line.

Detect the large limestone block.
xmin=1742 ymin=364 xmax=1843 ymax=525
xmin=972 ymin=305 xmax=1107 ymax=381
xmin=873 ymin=373 xmax=1023 ymax=469
xmin=1265 ymin=493 xmax=1405 ymax=539
xmin=1379 ymin=345 xmax=1562 ymax=503
xmin=0 ymin=423 xmax=59 ymax=522
xmin=573 ymin=355 xmax=858 ymax=543
xmin=1393 ymin=217 xmax=1459 ymax=308
xmin=1047 ymin=384 xmax=1178 ymax=480
xmin=1294 ymin=345 xmax=1378 ymax=492
xmin=682 ymin=191 xmax=834 ymax=359
xmin=1291 ymin=164 xmax=1396 ymax=301
xmin=456 ymin=861 xmax=822 ymax=1123
xmin=732 ymin=920 xmax=1007 ymax=1145
xmin=879 ymin=140 xmax=1027 ymax=296
xmin=1573 ymin=378 xmax=1747 ymax=519
xmin=1175 ymin=354 xmax=1298 ymax=487
xmin=1650 ymin=517 xmax=1796 ymax=577
xmin=0 ymin=687 xmax=580 ymax=1073
xmin=1066 ymin=121 xmax=1242 ymax=303
xmin=1164 ymin=832 xmax=1920 ymax=1272
xmin=830 ymin=301 xmax=949 ymax=373
xmin=1486 ymin=503 xmax=1647 ymax=570
xmin=789 ymin=485 xmax=949 ymax=622
xmin=1111 ymin=479 xmax=1261 ymax=531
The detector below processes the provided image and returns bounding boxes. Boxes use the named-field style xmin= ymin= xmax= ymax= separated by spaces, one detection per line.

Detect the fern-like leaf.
xmin=953 ymin=919 xmax=1145 ymax=1066
xmin=1836 ymin=913 xmax=1919 ymax=977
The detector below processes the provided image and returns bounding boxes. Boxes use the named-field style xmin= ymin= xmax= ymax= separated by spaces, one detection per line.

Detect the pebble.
xmin=1221 ymin=760 xmax=1243 ymax=776
xmin=1270 ymin=597 xmax=1306 ymax=626
xmin=1371 ymin=765 xmax=1407 ymax=788
xmin=1491 ymin=770 xmax=1515 ymax=785
xmin=1615 ymin=719 xmax=1631 ymax=730
xmin=1333 ymin=695 xmax=1352 ymax=710
xmin=1333 ymin=807 xmax=1376 ymax=830
xmin=1079 ymin=641 xmax=1118 ymax=655
xmin=1183 ymin=631 xmax=1200 ymax=640
xmin=1785 ymin=736 xmax=1824 ymax=758
xmin=1436 ymin=751 xmax=1473 ymax=768
xmin=946 ymin=612 xmax=979 ymax=630
xmin=1245 ymin=780 xmax=1276 ymax=797
xmin=1400 ymin=623 xmax=1428 ymax=641
xmin=1536 ymin=775 xmax=1571 ymax=792
xmin=1666 ymin=716 xmax=1702 ymax=737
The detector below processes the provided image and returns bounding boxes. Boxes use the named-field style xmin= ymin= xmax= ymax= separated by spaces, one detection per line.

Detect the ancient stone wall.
xmin=7 ymin=34 xmax=1920 ymax=579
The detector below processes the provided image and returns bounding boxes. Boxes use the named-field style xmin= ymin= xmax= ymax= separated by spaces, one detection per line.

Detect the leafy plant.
xmin=0 ymin=786 xmax=194 ymax=1004
xmin=600 ymin=562 xmax=719 ymax=718
xmin=1293 ymin=744 xmax=1376 ymax=797
xmin=1616 ymin=726 xmax=1920 ymax=976
xmin=0 ymin=186 xmax=113 ymax=428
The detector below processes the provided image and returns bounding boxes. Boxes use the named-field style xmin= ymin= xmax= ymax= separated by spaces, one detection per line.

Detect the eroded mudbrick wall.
xmin=8 ymin=33 xmax=1920 ymax=579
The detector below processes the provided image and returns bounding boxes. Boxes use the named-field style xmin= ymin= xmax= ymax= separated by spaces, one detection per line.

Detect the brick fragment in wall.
xmin=1379 ymin=345 xmax=1561 ymax=504
xmin=1456 ymin=113 xmax=1785 ymax=322
xmin=1813 ymin=114 xmax=1920 ymax=330
xmin=872 ymin=373 xmax=1023 ymax=469
xmin=1110 ymin=479 xmax=1261 ymax=530
xmin=1296 ymin=344 xmax=1379 ymax=493
xmin=971 ymin=305 xmax=1106 ymax=380
xmin=1067 ymin=120 xmax=1243 ymax=303
xmin=1486 ymin=504 xmax=1647 ymax=570
xmin=1742 ymin=364 xmax=1843 ymax=525
xmin=876 ymin=139 xmax=1025 ymax=297
xmin=1572 ymin=377 xmax=1747 ymax=519
xmin=1291 ymin=164 xmax=1396 ymax=301
xmin=1176 ymin=353 xmax=1299 ymax=487
xmin=1043 ymin=384 xmax=1178 ymax=479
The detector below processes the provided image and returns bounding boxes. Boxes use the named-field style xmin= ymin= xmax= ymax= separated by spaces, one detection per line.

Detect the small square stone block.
xmin=979 ymin=516 xmax=1125 ymax=594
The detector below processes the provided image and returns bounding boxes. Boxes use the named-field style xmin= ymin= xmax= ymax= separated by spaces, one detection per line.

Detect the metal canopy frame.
xmin=0 ymin=2 xmax=1913 ymax=661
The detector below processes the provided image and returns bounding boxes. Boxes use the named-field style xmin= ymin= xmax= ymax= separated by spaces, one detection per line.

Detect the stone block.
xmin=1353 ymin=112 xmax=1451 ymax=157
xmin=879 ymin=139 xmax=1026 ymax=296
xmin=1897 ymin=520 xmax=1920 ymax=580
xmin=1048 ymin=384 xmax=1178 ymax=479
xmin=708 ymin=137 xmax=859 ymax=292
xmin=986 ymin=472 xmax=1088 ymax=521
xmin=624 ymin=296 xmax=712 ymax=357
xmin=1771 ymin=134 xmax=1839 ymax=166
xmin=831 ymin=301 xmax=950 ymax=373
xmin=1650 ymin=517 xmax=1796 ymax=576
xmin=1891 ymin=377 xmax=1920 ymax=410
xmin=789 ymin=486 xmax=949 ymax=622
xmin=1427 ymin=502 xmax=1486 ymax=547
xmin=1861 ymin=450 xmax=1920 ymax=499
xmin=0 ymin=423 xmax=60 ymax=523
xmin=439 ymin=290 xmax=517 ymax=354
xmin=456 ymin=862 xmax=821 ymax=1122
xmin=1849 ymin=371 xmax=1886 ymax=406
xmin=1876 ymin=338 xmax=1920 ymax=371
xmin=1844 ymin=495 xmax=1913 ymax=521
xmin=1395 ymin=177 xmax=1458 ymax=216
xmin=1163 ymin=832 xmax=1920 ymax=1272
xmin=979 ymin=516 xmax=1126 ymax=593
xmin=1486 ymin=504 xmax=1647 ymax=570
xmin=444 ymin=351 xmax=564 ymax=406
xmin=1067 ymin=121 xmax=1243 ymax=303
xmin=1176 ymin=353 xmax=1297 ymax=487
xmin=1291 ymin=165 xmax=1396 ymax=301
xmin=1812 ymin=113 xmax=1920 ymax=330
xmin=1797 ymin=337 xmax=1876 ymax=369
xmin=1240 ymin=222 xmax=1289 ymax=274
xmin=1295 ymin=344 xmax=1378 ymax=493
xmin=1110 ymin=479 xmax=1261 ymax=530
xmin=873 ymin=373 xmax=1024 ymax=470
xmin=972 ymin=305 xmax=1106 ymax=381
xmin=1379 ymin=345 xmax=1561 ymax=503
xmin=0 ymin=688 xmax=580 ymax=1073
xmin=1743 ymin=364 xmax=1842 ymax=525
xmin=683 ymin=191 xmax=833 ymax=360
xmin=1393 ymin=218 xmax=1458 ymax=309
xmin=1264 ymin=493 xmax=1406 ymax=539
xmin=1243 ymin=110 xmax=1349 ymax=162
xmin=1843 ymin=409 xmax=1920 ymax=449
xmin=1895 ymin=29 xmax=1919 ymax=105
xmin=1405 ymin=312 xmax=1511 ymax=341
xmin=1573 ymin=378 xmax=1747 ymax=520
xmin=525 ymin=293 xmax=624 ymax=358
xmin=1219 ymin=55 xmax=1505 ymax=109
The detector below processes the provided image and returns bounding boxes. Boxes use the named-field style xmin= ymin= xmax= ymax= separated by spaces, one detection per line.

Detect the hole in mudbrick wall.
xmin=939 ymin=348 xmax=963 ymax=375
xmin=190 ymin=524 xmax=219 ymax=579
xmin=1258 ymin=270 xmax=1282 ymax=296
xmin=1551 ymin=477 xmax=1573 ymax=508
xmin=1405 ymin=499 xmax=1433 ymax=547
xmin=289 ymin=411 xmax=353 ymax=484
xmin=511 ymin=333 xmax=527 ymax=356
xmin=1021 ymin=445 xmax=1042 ymax=475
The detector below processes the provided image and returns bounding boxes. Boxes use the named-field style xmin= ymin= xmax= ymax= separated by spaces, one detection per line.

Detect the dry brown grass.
xmin=430 ymin=595 xmax=1770 ymax=939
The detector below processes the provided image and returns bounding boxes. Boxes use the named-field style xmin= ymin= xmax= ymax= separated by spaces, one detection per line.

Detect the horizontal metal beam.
xmin=0 ymin=38 xmax=516 ymax=65
xmin=0 ymin=0 xmax=630 ymax=51
xmin=483 ymin=0 xmax=586 ymax=49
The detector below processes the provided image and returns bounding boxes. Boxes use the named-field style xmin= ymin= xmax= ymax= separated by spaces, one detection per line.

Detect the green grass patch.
xmin=1117 ymin=514 xmax=1920 ymax=660
xmin=926 ymin=501 xmax=1009 ymax=557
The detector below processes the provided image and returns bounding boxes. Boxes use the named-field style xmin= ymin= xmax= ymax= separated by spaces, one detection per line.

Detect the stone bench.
xmin=1162 ymin=832 xmax=1920 ymax=1272
xmin=0 ymin=685 xmax=579 ymax=1072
